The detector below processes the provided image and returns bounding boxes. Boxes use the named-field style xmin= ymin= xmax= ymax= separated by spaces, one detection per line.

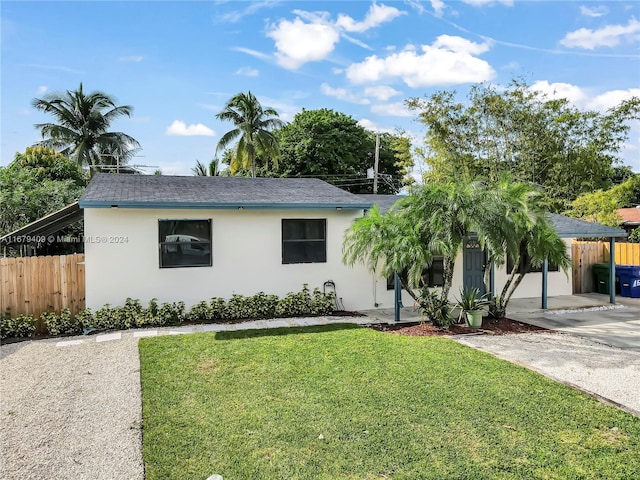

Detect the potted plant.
xmin=455 ymin=287 xmax=489 ymax=328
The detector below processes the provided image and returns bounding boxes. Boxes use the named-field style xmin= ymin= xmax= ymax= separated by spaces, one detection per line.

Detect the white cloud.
xmin=36 ymin=85 xmax=48 ymax=94
xmin=215 ymin=1 xmax=279 ymax=23
xmin=500 ymin=61 xmax=520 ymax=70
xmin=335 ymin=3 xmax=405 ymax=33
xmin=346 ymin=35 xmax=495 ymax=87
xmin=579 ymin=5 xmax=609 ymax=18
xmin=461 ymin=0 xmax=513 ymax=6
xmin=119 ymin=55 xmax=143 ymax=62
xmin=560 ymin=18 xmax=640 ymax=49
xmin=358 ymin=118 xmax=395 ymax=133
xmin=166 ymin=120 xmax=215 ymax=137
xmin=267 ymin=17 xmax=340 ymax=69
xmin=430 ymin=0 xmax=446 ymax=17
xmin=332 ymin=67 xmax=344 ymax=74
xmin=589 ymin=88 xmax=640 ymax=111
xmin=530 ymin=80 xmax=640 ymax=112
xmin=266 ymin=4 xmax=406 ymax=70
xmin=432 ymin=34 xmax=492 ymax=55
xmin=320 ymin=83 xmax=370 ymax=104
xmin=529 ymin=80 xmax=588 ymax=105
xmin=256 ymin=96 xmax=300 ymax=122
xmin=232 ymin=47 xmax=272 ymax=61
xmin=235 ymin=66 xmax=259 ymax=77
xmin=371 ymin=102 xmax=413 ymax=117
xmin=363 ymin=85 xmax=401 ymax=101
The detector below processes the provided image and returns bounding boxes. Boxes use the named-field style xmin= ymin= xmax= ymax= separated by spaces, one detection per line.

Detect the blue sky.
xmin=2 ymin=0 xmax=639 ymax=175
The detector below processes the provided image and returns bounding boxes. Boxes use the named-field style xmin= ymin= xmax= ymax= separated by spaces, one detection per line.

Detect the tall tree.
xmin=275 ymin=108 xmax=411 ymax=194
xmin=215 ymin=91 xmax=284 ymax=178
xmin=32 ymin=83 xmax=140 ymax=170
xmin=408 ymin=80 xmax=639 ymax=211
xmin=565 ymin=174 xmax=640 ymax=226
xmin=0 ymin=147 xmax=87 ymax=236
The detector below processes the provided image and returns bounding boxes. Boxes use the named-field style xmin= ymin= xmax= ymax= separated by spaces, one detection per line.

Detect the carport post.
xmin=609 ymin=237 xmax=616 ymax=305
xmin=394 ymin=272 xmax=402 ymax=322
xmin=542 ymin=258 xmax=548 ymax=309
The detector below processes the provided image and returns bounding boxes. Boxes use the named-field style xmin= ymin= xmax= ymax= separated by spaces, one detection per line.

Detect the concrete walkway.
xmin=507 ymin=294 xmax=640 ymax=351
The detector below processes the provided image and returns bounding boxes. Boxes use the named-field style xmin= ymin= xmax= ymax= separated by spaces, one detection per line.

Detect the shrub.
xmin=310 ymin=288 xmax=335 ymax=315
xmin=276 ymin=284 xmax=312 ymax=317
xmin=157 ymin=301 xmax=186 ymax=326
xmin=225 ymin=294 xmax=254 ymax=319
xmin=189 ymin=301 xmax=212 ymax=322
xmin=42 ymin=308 xmax=83 ymax=336
xmin=417 ymin=289 xmax=453 ymax=328
xmin=251 ymin=292 xmax=280 ymax=318
xmin=0 ymin=313 xmax=37 ymax=339
xmin=138 ymin=298 xmax=163 ymax=327
xmin=209 ymin=297 xmax=226 ymax=320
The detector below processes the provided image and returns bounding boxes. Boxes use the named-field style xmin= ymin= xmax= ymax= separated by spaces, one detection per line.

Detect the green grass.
xmin=139 ymin=325 xmax=640 ymax=479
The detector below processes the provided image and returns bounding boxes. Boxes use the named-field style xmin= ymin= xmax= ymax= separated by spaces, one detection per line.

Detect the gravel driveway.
xmin=0 ymin=336 xmax=143 ymax=480
xmin=455 ymin=332 xmax=640 ymax=416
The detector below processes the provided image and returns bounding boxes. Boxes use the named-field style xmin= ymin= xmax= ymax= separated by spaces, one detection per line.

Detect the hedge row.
xmin=0 ymin=285 xmax=335 ymax=340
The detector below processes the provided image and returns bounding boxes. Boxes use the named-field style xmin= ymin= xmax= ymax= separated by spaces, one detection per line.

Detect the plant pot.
xmin=465 ymin=310 xmax=483 ymax=329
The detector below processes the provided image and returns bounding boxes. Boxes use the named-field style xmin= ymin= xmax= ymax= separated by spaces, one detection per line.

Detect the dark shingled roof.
xmin=361 ymin=194 xmax=627 ymax=239
xmin=79 ymin=174 xmax=372 ymax=209
xmin=357 ymin=194 xmax=407 ymax=215
xmin=548 ymin=213 xmax=627 ymax=239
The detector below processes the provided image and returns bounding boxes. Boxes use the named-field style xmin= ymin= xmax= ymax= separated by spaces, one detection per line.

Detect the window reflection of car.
xmin=164 ymin=234 xmax=210 ymax=256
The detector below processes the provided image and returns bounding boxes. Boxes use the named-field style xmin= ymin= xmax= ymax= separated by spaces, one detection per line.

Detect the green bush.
xmin=157 ymin=301 xmax=185 ymax=326
xmin=310 ymin=288 xmax=335 ymax=315
xmin=251 ymin=292 xmax=280 ymax=318
xmin=42 ymin=308 xmax=83 ymax=336
xmin=225 ymin=294 xmax=254 ymax=319
xmin=189 ymin=301 xmax=212 ymax=322
xmin=209 ymin=297 xmax=226 ymax=319
xmin=417 ymin=289 xmax=453 ymax=328
xmin=0 ymin=313 xmax=37 ymax=339
xmin=276 ymin=284 xmax=313 ymax=317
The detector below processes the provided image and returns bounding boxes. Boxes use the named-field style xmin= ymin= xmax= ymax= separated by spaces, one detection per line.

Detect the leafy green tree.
xmin=0 ymin=147 xmax=87 ymax=236
xmin=565 ymin=175 xmax=640 ymax=226
xmin=192 ymin=159 xmax=220 ymax=176
xmin=215 ymin=91 xmax=284 ymax=178
xmin=32 ymin=83 xmax=140 ymax=170
xmin=275 ymin=108 xmax=411 ymax=194
xmin=408 ymin=80 xmax=639 ymax=211
xmin=343 ymin=178 xmax=569 ymax=321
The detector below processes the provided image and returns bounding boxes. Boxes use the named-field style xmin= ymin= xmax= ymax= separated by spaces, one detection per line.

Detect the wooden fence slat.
xmin=572 ymin=241 xmax=640 ymax=294
xmin=0 ymin=254 xmax=86 ymax=320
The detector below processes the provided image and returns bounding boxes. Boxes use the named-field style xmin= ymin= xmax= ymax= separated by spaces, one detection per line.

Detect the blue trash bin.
xmin=616 ymin=265 xmax=640 ymax=298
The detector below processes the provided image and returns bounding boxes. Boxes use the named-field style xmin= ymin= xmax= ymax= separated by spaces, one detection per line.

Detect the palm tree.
xmin=215 ymin=91 xmax=284 ymax=178
xmin=343 ymin=178 xmax=569 ymax=321
xmin=32 ymin=83 xmax=140 ymax=170
xmin=192 ymin=159 xmax=220 ymax=176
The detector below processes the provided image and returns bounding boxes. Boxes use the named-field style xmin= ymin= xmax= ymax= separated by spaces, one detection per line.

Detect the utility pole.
xmin=373 ymin=132 xmax=380 ymax=194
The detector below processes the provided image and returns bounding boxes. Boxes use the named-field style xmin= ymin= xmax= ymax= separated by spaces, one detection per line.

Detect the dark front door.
xmin=463 ymin=237 xmax=485 ymax=294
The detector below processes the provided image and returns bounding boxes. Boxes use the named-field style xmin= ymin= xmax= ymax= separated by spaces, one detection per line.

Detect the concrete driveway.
xmin=508 ymin=295 xmax=640 ymax=351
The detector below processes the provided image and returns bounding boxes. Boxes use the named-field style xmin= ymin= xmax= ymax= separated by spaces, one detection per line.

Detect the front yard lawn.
xmin=139 ymin=325 xmax=640 ymax=479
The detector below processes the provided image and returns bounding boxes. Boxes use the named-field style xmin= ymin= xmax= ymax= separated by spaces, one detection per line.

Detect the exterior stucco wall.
xmin=492 ymin=238 xmax=573 ymax=299
xmin=84 ymin=207 xmax=388 ymax=311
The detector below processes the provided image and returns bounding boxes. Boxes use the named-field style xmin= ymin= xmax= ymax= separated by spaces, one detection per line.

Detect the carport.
xmin=546 ymin=214 xmax=628 ymax=309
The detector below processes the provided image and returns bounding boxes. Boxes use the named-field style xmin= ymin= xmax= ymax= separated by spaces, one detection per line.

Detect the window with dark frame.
xmin=387 ymin=256 xmax=445 ymax=290
xmin=282 ymin=219 xmax=326 ymax=264
xmin=159 ymin=219 xmax=212 ymax=268
xmin=507 ymin=252 xmax=559 ymax=274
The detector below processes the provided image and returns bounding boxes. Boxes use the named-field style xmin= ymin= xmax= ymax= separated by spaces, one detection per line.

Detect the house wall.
xmin=84 ymin=207 xmax=400 ymax=311
xmin=84 ymin=208 xmax=573 ymax=313
xmin=493 ymin=238 xmax=573 ymax=299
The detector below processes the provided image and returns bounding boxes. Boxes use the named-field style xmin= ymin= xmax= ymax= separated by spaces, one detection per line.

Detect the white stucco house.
xmin=78 ymin=174 xmax=625 ymax=312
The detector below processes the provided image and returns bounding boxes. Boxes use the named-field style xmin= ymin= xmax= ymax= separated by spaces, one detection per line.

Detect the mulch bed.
xmin=370 ymin=317 xmax=548 ymax=337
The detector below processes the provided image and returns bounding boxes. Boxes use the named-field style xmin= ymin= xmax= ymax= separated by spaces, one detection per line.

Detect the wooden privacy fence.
xmin=572 ymin=242 xmax=640 ymax=294
xmin=0 ymin=254 xmax=85 ymax=330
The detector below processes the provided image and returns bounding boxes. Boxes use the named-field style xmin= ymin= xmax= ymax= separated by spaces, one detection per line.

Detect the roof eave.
xmin=79 ymin=200 xmax=372 ymax=210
